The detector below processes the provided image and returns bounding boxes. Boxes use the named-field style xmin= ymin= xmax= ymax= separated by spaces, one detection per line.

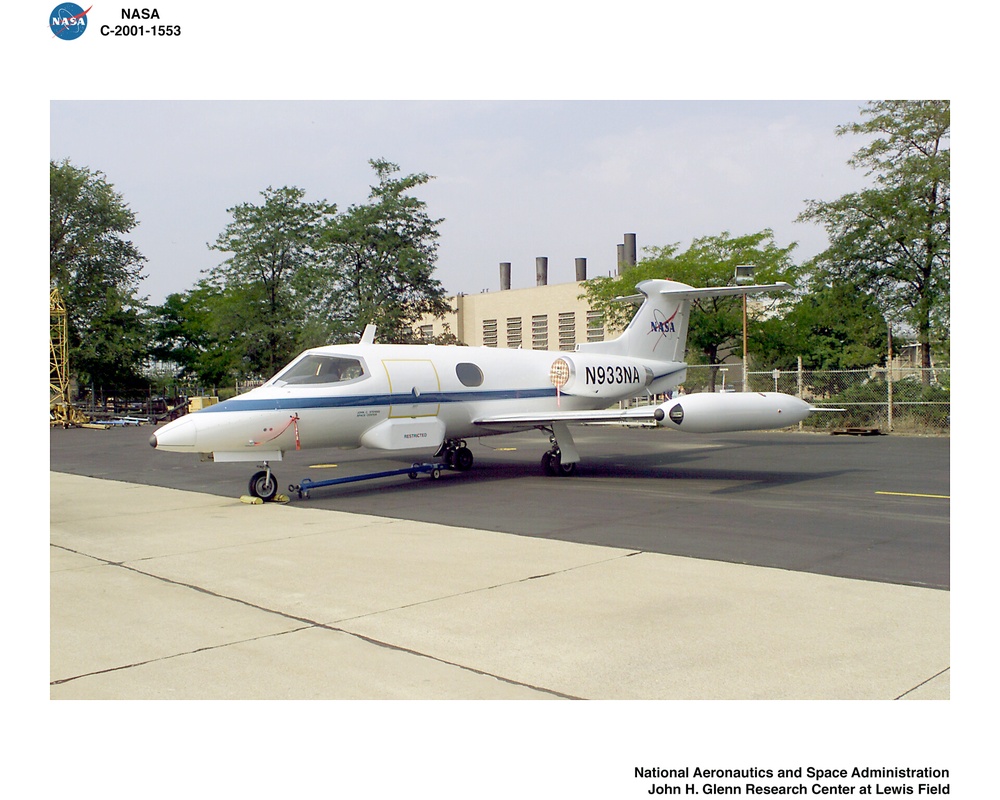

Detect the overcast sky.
xmin=50 ymin=100 xmax=871 ymax=304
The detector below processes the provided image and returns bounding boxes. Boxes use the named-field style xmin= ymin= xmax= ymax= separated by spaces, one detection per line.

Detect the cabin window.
xmin=271 ymin=354 xmax=368 ymax=386
xmin=456 ymin=362 xmax=484 ymax=387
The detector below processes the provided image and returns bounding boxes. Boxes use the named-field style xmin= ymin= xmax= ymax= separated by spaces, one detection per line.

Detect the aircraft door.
xmin=382 ymin=359 xmax=441 ymax=418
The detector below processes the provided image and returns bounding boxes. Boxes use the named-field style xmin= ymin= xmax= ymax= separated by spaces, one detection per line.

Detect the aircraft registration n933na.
xmin=151 ymin=279 xmax=831 ymax=501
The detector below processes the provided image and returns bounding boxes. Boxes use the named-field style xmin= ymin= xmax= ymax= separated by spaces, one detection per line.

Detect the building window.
xmin=531 ymin=315 xmax=548 ymax=350
xmin=418 ymin=324 xmax=434 ymax=341
xmin=586 ymin=310 xmax=604 ymax=342
xmin=558 ymin=311 xmax=576 ymax=350
xmin=483 ymin=319 xmax=498 ymax=347
xmin=506 ymin=316 xmax=522 ymax=349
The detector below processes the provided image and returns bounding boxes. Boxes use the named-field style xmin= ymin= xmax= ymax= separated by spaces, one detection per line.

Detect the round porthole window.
xmin=456 ymin=362 xmax=484 ymax=387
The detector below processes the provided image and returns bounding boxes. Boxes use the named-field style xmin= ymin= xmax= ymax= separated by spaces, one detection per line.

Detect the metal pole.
xmin=887 ymin=322 xmax=894 ymax=432
xmin=734 ymin=265 xmax=754 ymax=392
xmin=797 ymin=355 xmax=804 ymax=431
xmin=742 ymin=294 xmax=748 ymax=391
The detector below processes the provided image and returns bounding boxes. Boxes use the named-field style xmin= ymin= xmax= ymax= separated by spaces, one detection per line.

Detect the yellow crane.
xmin=50 ymin=287 xmax=90 ymax=427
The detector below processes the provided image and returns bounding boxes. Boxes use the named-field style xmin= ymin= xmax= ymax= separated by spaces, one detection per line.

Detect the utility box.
xmin=188 ymin=396 xmax=219 ymax=413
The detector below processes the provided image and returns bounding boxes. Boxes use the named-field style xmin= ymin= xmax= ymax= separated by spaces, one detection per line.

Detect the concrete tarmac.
xmin=51 ymin=468 xmax=949 ymax=700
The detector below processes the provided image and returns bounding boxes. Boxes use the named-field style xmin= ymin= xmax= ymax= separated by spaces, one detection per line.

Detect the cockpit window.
xmin=271 ymin=354 xmax=368 ymax=386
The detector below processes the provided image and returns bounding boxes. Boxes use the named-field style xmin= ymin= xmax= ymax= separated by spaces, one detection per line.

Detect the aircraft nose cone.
xmin=150 ymin=416 xmax=198 ymax=450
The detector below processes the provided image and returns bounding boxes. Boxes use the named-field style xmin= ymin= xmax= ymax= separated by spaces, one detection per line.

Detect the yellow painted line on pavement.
xmin=876 ymin=491 xmax=949 ymax=500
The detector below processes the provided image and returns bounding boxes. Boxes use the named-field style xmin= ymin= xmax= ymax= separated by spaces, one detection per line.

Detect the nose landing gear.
xmin=248 ymin=463 xmax=279 ymax=502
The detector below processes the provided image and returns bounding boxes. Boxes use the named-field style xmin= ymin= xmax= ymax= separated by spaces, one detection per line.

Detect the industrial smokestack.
xmin=617 ymin=244 xmax=625 ymax=276
xmin=624 ymin=233 xmax=637 ymax=268
xmin=499 ymin=262 xmax=511 ymax=291
xmin=536 ymin=257 xmax=548 ymax=286
xmin=575 ymin=257 xmax=587 ymax=281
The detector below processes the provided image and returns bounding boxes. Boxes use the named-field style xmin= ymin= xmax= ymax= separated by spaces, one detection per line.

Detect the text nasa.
xmin=100 ymin=8 xmax=180 ymax=36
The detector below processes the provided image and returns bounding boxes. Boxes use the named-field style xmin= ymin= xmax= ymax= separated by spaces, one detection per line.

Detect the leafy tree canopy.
xmin=798 ymin=100 xmax=949 ymax=371
xmin=158 ymin=160 xmax=452 ymax=385
xmin=206 ymin=185 xmax=337 ymax=378
xmin=50 ymin=159 xmax=149 ymax=393
xmin=318 ymin=158 xmax=452 ymax=343
xmin=753 ymin=281 xmax=888 ymax=371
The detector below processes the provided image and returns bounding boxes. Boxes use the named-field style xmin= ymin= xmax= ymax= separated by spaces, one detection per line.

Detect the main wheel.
xmin=557 ymin=460 xmax=577 ymax=477
xmin=542 ymin=451 xmax=558 ymax=476
xmin=248 ymin=470 xmax=278 ymax=502
xmin=453 ymin=446 xmax=474 ymax=471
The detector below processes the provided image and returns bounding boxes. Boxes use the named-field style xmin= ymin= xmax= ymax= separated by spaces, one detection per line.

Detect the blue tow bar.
xmin=290 ymin=463 xmax=448 ymax=499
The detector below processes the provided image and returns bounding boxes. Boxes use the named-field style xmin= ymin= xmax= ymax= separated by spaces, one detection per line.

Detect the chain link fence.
xmin=679 ymin=364 xmax=949 ymax=434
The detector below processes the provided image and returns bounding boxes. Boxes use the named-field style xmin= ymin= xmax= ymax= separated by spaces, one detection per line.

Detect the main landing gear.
xmin=541 ymin=438 xmax=577 ymax=476
xmin=248 ymin=462 xmax=279 ymax=502
xmin=540 ymin=423 xmax=579 ymax=477
xmin=436 ymin=439 xmax=475 ymax=471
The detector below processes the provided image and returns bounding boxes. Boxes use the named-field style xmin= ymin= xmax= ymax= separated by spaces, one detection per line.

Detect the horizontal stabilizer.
xmin=614 ymin=282 xmax=792 ymax=305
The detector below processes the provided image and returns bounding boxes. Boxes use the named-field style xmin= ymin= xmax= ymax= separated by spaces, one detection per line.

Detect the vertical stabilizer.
xmin=623 ymin=280 xmax=693 ymax=362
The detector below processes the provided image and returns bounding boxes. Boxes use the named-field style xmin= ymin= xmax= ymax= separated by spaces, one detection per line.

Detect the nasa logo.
xmin=50 ymin=3 xmax=91 ymax=40
xmin=646 ymin=305 xmax=681 ymax=346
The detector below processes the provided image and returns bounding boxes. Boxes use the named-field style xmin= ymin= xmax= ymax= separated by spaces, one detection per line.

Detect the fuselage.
xmin=151 ymin=342 xmax=686 ymax=460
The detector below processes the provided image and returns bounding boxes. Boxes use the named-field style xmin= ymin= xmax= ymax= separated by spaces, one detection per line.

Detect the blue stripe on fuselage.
xmin=196 ymin=366 xmax=686 ymax=414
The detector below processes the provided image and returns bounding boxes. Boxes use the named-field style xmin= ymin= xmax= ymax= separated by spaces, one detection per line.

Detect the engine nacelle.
xmin=654 ymin=392 xmax=811 ymax=433
xmin=550 ymin=354 xmax=654 ymax=400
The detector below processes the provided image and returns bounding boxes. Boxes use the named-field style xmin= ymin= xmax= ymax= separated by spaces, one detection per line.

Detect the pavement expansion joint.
xmin=52 ymin=539 xmax=590 ymax=699
xmin=895 ymin=668 xmax=951 ymax=700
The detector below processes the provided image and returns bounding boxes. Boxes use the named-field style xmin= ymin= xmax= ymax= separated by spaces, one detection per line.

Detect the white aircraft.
xmin=151 ymin=279 xmax=823 ymax=500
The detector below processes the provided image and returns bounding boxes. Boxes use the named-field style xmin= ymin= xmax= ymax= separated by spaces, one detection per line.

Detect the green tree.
xmin=207 ymin=186 xmax=336 ymax=378
xmin=583 ymin=230 xmax=799 ymax=382
xmin=754 ymin=281 xmax=888 ymax=371
xmin=50 ymin=159 xmax=149 ymax=394
xmin=318 ymin=159 xmax=452 ymax=343
xmin=148 ymin=282 xmax=240 ymax=387
xmin=798 ymin=101 xmax=949 ymax=376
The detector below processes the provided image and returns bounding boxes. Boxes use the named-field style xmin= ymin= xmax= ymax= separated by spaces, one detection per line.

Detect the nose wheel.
xmin=248 ymin=465 xmax=279 ymax=502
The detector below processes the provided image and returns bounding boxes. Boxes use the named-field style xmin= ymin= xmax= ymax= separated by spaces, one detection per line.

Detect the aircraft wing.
xmin=473 ymin=405 xmax=660 ymax=428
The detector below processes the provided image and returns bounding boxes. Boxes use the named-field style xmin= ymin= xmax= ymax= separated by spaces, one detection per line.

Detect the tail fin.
xmin=578 ymin=279 xmax=791 ymax=363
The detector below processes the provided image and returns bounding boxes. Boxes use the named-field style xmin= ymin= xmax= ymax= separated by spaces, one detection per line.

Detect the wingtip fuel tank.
xmin=653 ymin=392 xmax=812 ymax=433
